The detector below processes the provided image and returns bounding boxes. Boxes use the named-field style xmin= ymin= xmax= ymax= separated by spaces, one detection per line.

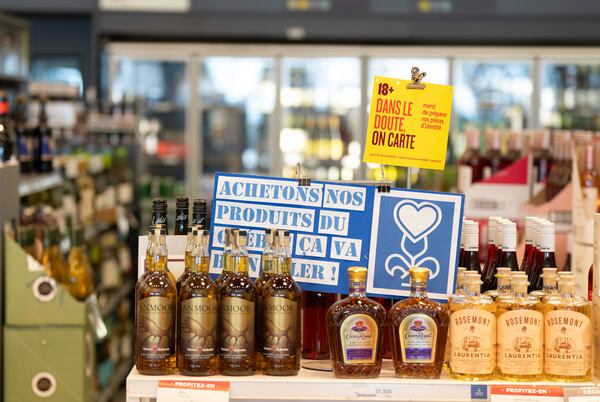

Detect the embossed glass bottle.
xmin=135 ymin=227 xmax=177 ymax=375
xmin=448 ymin=274 xmax=496 ymax=380
xmin=219 ymin=230 xmax=256 ymax=375
xmin=388 ymin=267 xmax=449 ymax=378
xmin=542 ymin=276 xmax=592 ymax=382
xmin=496 ymin=276 xmax=544 ymax=381
xmin=215 ymin=227 xmax=235 ymax=287
xmin=327 ymin=267 xmax=386 ymax=378
xmin=261 ymin=230 xmax=301 ymax=375
xmin=178 ymin=230 xmax=219 ymax=376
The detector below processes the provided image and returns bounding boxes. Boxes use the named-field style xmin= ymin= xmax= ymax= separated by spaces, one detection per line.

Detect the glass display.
xmin=199 ymin=57 xmax=275 ymax=194
xmin=280 ymin=57 xmax=362 ymax=181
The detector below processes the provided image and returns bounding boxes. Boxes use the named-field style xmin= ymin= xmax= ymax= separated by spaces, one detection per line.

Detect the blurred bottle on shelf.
xmin=531 ymin=129 xmax=553 ymax=185
xmin=563 ymin=234 xmax=572 ymax=272
xmin=0 ymin=91 xmax=14 ymax=163
xmin=545 ymin=131 xmax=572 ymax=201
xmin=17 ymin=225 xmax=36 ymax=259
xmin=66 ymin=226 xmax=95 ymax=301
xmin=588 ymin=264 xmax=593 ymax=301
xmin=483 ymin=128 xmax=504 ymax=178
xmin=33 ymin=95 xmax=54 ymax=172
xmin=504 ymin=130 xmax=523 ymax=164
xmin=457 ymin=128 xmax=486 ymax=193
xmin=12 ymin=95 xmax=33 ymax=173
xmin=580 ymin=143 xmax=600 ymax=212
xmin=302 ymin=291 xmax=336 ymax=360
xmin=41 ymin=226 xmax=66 ymax=283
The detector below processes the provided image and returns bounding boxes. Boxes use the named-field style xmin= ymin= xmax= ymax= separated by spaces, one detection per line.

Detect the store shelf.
xmin=18 ymin=171 xmax=64 ymax=197
xmin=126 ymin=364 xmax=594 ymax=402
xmin=99 ymin=360 xmax=133 ymax=402
xmin=100 ymin=279 xmax=135 ymax=318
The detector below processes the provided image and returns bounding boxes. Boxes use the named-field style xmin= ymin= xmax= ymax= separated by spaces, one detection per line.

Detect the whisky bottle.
xmin=41 ymin=226 xmax=66 ymax=283
xmin=177 ymin=227 xmax=195 ymax=293
xmin=135 ymin=227 xmax=177 ymax=375
xmin=452 ymin=267 xmax=467 ymax=300
xmin=65 ymin=226 xmax=94 ymax=301
xmin=449 ymin=274 xmax=496 ymax=380
xmin=174 ymin=197 xmax=189 ymax=235
xmin=192 ymin=199 xmax=208 ymax=229
xmin=215 ymin=227 xmax=235 ymax=287
xmin=530 ymin=268 xmax=558 ymax=300
xmin=327 ymin=267 xmax=386 ymax=378
xmin=542 ymin=276 xmax=591 ymax=382
xmin=261 ymin=230 xmax=301 ymax=376
xmin=388 ymin=267 xmax=449 ymax=378
xmin=151 ymin=199 xmax=168 ymax=234
xmin=219 ymin=230 xmax=256 ymax=375
xmin=460 ymin=221 xmax=481 ymax=274
xmin=496 ymin=276 xmax=544 ymax=381
xmin=178 ymin=229 xmax=219 ymax=376
xmin=255 ymin=228 xmax=275 ymax=369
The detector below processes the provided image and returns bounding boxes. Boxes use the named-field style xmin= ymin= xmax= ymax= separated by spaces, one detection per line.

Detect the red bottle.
xmin=482 ymin=217 xmax=499 ymax=280
xmin=532 ymin=129 xmax=553 ymax=183
xmin=482 ymin=217 xmax=503 ymax=292
xmin=504 ymin=130 xmax=523 ymax=165
xmin=460 ymin=220 xmax=481 ymax=275
xmin=520 ymin=217 xmax=534 ymax=272
xmin=483 ymin=128 xmax=505 ymax=178
xmin=528 ymin=221 xmax=556 ymax=293
xmin=525 ymin=219 xmax=541 ymax=275
xmin=457 ymin=128 xmax=486 ymax=193
xmin=588 ymin=264 xmax=593 ymax=302
xmin=302 ymin=291 xmax=336 ymax=359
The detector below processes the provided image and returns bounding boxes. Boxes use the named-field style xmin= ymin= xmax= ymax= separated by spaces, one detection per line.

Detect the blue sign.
xmin=209 ymin=173 xmax=464 ymax=300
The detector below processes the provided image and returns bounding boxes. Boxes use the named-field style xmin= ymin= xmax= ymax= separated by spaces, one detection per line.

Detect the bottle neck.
xmin=190 ymin=255 xmax=209 ymax=273
xmin=149 ymin=254 xmax=168 ymax=273
xmin=513 ymin=284 xmax=528 ymax=298
xmin=560 ymin=284 xmax=575 ymax=299
xmin=543 ymin=279 xmax=558 ymax=294
xmin=349 ymin=278 xmax=366 ymax=296
xmin=175 ymin=208 xmax=188 ymax=235
xmin=497 ymin=278 xmax=511 ymax=295
xmin=464 ymin=284 xmax=481 ymax=297
xmin=410 ymin=280 xmax=428 ymax=297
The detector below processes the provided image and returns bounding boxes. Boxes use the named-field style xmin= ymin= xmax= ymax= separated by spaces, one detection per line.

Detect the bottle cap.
xmin=176 ymin=197 xmax=189 ymax=209
xmin=409 ymin=267 xmax=430 ymax=282
xmin=348 ymin=266 xmax=368 ymax=282
xmin=524 ymin=217 xmax=535 ymax=244
xmin=501 ymin=221 xmax=517 ymax=251
xmin=236 ymin=230 xmax=248 ymax=247
xmin=264 ymin=228 xmax=274 ymax=245
xmin=539 ymin=221 xmax=555 ymax=251
xmin=463 ymin=220 xmax=479 ymax=251
xmin=488 ymin=217 xmax=499 ymax=244
xmin=541 ymin=267 xmax=557 ymax=276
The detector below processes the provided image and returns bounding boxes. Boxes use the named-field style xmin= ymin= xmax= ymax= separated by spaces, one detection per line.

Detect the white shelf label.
xmin=157 ymin=380 xmax=229 ymax=402
xmin=564 ymin=386 xmax=600 ymax=402
xmin=490 ymin=385 xmax=563 ymax=402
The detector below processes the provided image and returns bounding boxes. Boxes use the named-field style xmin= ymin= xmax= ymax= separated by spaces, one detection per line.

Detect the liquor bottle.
xmin=178 ymin=229 xmax=219 ymax=376
xmin=452 ymin=267 xmax=467 ymax=300
xmin=65 ymin=226 xmax=94 ymax=301
xmin=529 ymin=268 xmax=558 ymax=300
xmin=483 ymin=128 xmax=504 ymax=178
xmin=17 ymin=226 xmax=36 ymax=259
xmin=457 ymin=128 xmax=486 ymax=193
xmin=482 ymin=218 xmax=505 ymax=292
xmin=302 ymin=290 xmax=336 ymax=360
xmin=504 ymin=130 xmax=523 ymax=165
xmin=174 ymin=197 xmax=189 ymax=235
xmin=261 ymin=230 xmax=301 ymax=376
xmin=496 ymin=276 xmax=544 ymax=381
xmin=151 ymin=199 xmax=168 ymax=234
xmin=542 ymin=276 xmax=592 ymax=382
xmin=588 ymin=265 xmax=593 ymax=302
xmin=0 ymin=91 xmax=14 ymax=163
xmin=33 ymin=96 xmax=54 ymax=172
xmin=532 ymin=129 xmax=553 ymax=184
xmin=521 ymin=217 xmax=534 ymax=272
xmin=484 ymin=267 xmax=512 ymax=301
xmin=580 ymin=143 xmax=600 ymax=212
xmin=178 ymin=227 xmax=194 ymax=293
xmin=41 ymin=226 xmax=66 ymax=283
xmin=529 ymin=221 xmax=556 ymax=293
xmin=525 ymin=218 xmax=541 ymax=275
xmin=460 ymin=220 xmax=481 ymax=274
xmin=135 ymin=227 xmax=177 ymax=375
xmin=497 ymin=221 xmax=519 ymax=273
xmin=219 ymin=230 xmax=256 ymax=375
xmin=371 ymin=297 xmax=394 ymax=359
xmin=192 ymin=199 xmax=208 ymax=229
xmin=546 ymin=132 xmax=573 ymax=201
xmin=256 ymin=228 xmax=275 ymax=370
xmin=13 ymin=95 xmax=33 ymax=173
xmin=327 ymin=267 xmax=386 ymax=378
xmin=563 ymin=234 xmax=572 ymax=272
xmin=482 ymin=217 xmax=500 ymax=279
xmin=388 ymin=267 xmax=449 ymax=378
xmin=215 ymin=227 xmax=235 ymax=287
xmin=448 ymin=273 xmax=496 ymax=380
xmin=458 ymin=221 xmax=465 ymax=268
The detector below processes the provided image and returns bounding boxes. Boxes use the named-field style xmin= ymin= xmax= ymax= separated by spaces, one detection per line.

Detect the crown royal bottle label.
xmin=399 ymin=314 xmax=437 ymax=363
xmin=339 ymin=314 xmax=378 ymax=364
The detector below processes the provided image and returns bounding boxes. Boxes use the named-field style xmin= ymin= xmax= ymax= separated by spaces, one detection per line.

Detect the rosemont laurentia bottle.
xmin=151 ymin=199 xmax=168 ymax=234
xmin=542 ymin=276 xmax=592 ymax=382
xmin=388 ymin=267 xmax=449 ymax=378
xmin=327 ymin=267 xmax=385 ymax=378
xmin=460 ymin=221 xmax=481 ymax=274
xmin=261 ymin=230 xmax=301 ymax=376
xmin=496 ymin=276 xmax=544 ymax=381
xmin=256 ymin=228 xmax=276 ymax=369
xmin=216 ymin=227 xmax=236 ymax=287
xmin=219 ymin=230 xmax=257 ymax=375
xmin=135 ymin=227 xmax=177 ymax=375
xmin=174 ymin=197 xmax=189 ymax=235
xmin=530 ymin=268 xmax=558 ymax=300
xmin=192 ymin=199 xmax=208 ymax=229
xmin=449 ymin=274 xmax=496 ymax=380
xmin=178 ymin=230 xmax=219 ymax=376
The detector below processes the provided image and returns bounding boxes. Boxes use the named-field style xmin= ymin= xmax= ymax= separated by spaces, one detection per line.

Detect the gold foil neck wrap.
xmin=409 ymin=267 xmax=430 ymax=282
xmin=347 ymin=266 xmax=368 ymax=282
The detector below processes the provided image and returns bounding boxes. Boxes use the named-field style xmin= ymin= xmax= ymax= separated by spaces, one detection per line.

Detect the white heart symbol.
xmin=394 ymin=200 xmax=442 ymax=243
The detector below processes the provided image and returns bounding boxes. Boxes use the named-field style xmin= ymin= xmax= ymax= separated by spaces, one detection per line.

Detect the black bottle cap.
xmin=176 ymin=197 xmax=189 ymax=209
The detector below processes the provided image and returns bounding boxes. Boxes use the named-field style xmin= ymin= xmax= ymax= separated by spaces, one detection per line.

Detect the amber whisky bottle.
xmin=327 ymin=267 xmax=386 ymax=378
xmin=135 ymin=227 xmax=177 ymax=375
xmin=178 ymin=230 xmax=219 ymax=376
xmin=219 ymin=230 xmax=256 ymax=375
xmin=215 ymin=227 xmax=236 ymax=287
xmin=255 ymin=228 xmax=275 ymax=369
xmin=261 ymin=230 xmax=301 ymax=375
xmin=388 ymin=267 xmax=449 ymax=378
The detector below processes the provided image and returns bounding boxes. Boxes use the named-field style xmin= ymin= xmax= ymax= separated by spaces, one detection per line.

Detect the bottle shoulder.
xmin=389 ymin=297 xmax=448 ymax=321
xmin=180 ymin=272 xmax=218 ymax=297
xmin=328 ymin=296 xmax=386 ymax=324
xmin=220 ymin=272 xmax=256 ymax=294
xmin=262 ymin=273 xmax=301 ymax=297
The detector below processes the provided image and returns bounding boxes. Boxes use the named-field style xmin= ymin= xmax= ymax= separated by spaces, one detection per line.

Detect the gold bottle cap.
xmin=409 ymin=267 xmax=430 ymax=282
xmin=348 ymin=266 xmax=368 ymax=282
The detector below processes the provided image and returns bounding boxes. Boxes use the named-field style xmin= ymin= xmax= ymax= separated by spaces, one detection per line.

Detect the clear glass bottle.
xmin=215 ymin=227 xmax=235 ymax=287
xmin=496 ymin=276 xmax=544 ymax=381
xmin=135 ymin=227 xmax=177 ymax=375
xmin=66 ymin=226 xmax=94 ymax=302
xmin=261 ymin=230 xmax=301 ymax=376
xmin=448 ymin=274 xmax=496 ymax=380
xmin=388 ymin=267 xmax=449 ymax=378
xmin=542 ymin=277 xmax=592 ymax=382
xmin=484 ymin=267 xmax=512 ymax=301
xmin=219 ymin=230 xmax=256 ymax=375
xmin=178 ymin=229 xmax=219 ymax=376
xmin=529 ymin=268 xmax=558 ymax=300
xmin=327 ymin=267 xmax=386 ymax=378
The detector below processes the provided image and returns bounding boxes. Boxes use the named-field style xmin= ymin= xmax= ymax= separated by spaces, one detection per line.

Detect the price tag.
xmin=564 ymin=386 xmax=600 ymax=402
xmin=490 ymin=385 xmax=563 ymax=402
xmin=363 ymin=76 xmax=453 ymax=170
xmin=349 ymin=384 xmax=395 ymax=400
xmin=157 ymin=380 xmax=230 ymax=402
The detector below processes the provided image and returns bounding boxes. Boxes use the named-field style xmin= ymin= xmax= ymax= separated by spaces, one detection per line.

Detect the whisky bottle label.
xmin=340 ymin=314 xmax=378 ymax=364
xmin=399 ymin=314 xmax=437 ymax=363
xmin=137 ymin=296 xmax=175 ymax=359
xmin=262 ymin=297 xmax=299 ymax=359
xmin=180 ymin=297 xmax=218 ymax=360
xmin=449 ymin=309 xmax=496 ymax=374
xmin=544 ymin=310 xmax=591 ymax=376
xmin=220 ymin=296 xmax=255 ymax=360
xmin=497 ymin=309 xmax=543 ymax=375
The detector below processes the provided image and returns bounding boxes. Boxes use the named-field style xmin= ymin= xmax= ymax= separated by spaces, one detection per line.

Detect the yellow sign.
xmin=363 ymin=76 xmax=453 ymax=170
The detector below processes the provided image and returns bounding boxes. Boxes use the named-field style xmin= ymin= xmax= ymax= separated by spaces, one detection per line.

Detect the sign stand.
xmin=403 ymin=66 xmax=427 ymax=191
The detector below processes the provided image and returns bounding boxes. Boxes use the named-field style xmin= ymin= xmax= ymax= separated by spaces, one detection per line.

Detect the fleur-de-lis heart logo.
xmin=394 ymin=200 xmax=442 ymax=243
